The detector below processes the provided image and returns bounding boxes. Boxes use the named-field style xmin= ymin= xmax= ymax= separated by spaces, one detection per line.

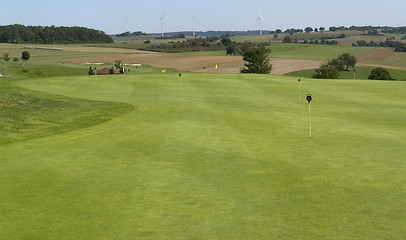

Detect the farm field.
xmin=2 ymin=41 xmax=406 ymax=75
xmin=0 ymin=67 xmax=405 ymax=238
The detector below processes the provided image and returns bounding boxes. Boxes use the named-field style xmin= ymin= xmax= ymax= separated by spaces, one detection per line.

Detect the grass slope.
xmin=1 ymin=73 xmax=405 ymax=239
xmin=0 ymin=61 xmax=133 ymax=144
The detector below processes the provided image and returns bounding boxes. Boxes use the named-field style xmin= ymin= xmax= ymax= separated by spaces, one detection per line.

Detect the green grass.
xmin=0 ymin=61 xmax=133 ymax=145
xmin=1 ymin=69 xmax=405 ymax=239
xmin=269 ymin=43 xmax=374 ymax=60
xmin=285 ymin=66 xmax=406 ymax=80
xmin=0 ymin=43 xmax=123 ymax=62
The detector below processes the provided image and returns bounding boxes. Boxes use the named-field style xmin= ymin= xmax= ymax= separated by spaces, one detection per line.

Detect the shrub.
xmin=313 ymin=63 xmax=340 ymax=79
xmin=368 ymin=68 xmax=393 ymax=80
xmin=282 ymin=35 xmax=293 ymax=43
xmin=3 ymin=53 xmax=10 ymax=61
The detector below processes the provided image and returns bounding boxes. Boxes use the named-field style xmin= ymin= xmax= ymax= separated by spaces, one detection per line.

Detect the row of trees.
xmin=0 ymin=24 xmax=113 ymax=44
xmin=282 ymin=35 xmax=338 ymax=45
xmin=352 ymin=40 xmax=406 ymax=52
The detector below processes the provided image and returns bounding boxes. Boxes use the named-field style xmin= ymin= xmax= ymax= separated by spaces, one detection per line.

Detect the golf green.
xmin=1 ymin=73 xmax=405 ymax=239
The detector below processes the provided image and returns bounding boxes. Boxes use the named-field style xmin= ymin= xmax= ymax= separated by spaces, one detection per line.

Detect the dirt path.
xmin=358 ymin=63 xmax=406 ymax=71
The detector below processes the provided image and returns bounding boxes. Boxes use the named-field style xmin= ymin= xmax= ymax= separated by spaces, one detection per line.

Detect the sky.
xmin=1 ymin=0 xmax=405 ymax=34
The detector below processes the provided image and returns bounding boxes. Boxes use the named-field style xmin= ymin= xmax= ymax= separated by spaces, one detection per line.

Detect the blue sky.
xmin=1 ymin=0 xmax=404 ymax=34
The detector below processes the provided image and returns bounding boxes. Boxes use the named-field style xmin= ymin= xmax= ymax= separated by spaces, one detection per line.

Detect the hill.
xmin=0 ymin=24 xmax=113 ymax=44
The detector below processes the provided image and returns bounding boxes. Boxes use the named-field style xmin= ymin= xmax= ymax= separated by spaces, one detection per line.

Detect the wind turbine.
xmin=124 ymin=16 xmax=128 ymax=33
xmin=160 ymin=15 xmax=165 ymax=36
xmin=257 ymin=13 xmax=265 ymax=35
xmin=192 ymin=15 xmax=196 ymax=37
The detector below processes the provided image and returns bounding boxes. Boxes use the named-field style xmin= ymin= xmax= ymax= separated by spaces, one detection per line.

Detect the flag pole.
xmin=306 ymin=94 xmax=312 ymax=138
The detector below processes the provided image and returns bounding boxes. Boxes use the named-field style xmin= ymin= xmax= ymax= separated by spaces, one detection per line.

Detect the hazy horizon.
xmin=1 ymin=0 xmax=404 ymax=35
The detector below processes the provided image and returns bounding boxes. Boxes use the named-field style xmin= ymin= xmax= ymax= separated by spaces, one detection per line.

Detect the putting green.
xmin=1 ymin=73 xmax=405 ymax=239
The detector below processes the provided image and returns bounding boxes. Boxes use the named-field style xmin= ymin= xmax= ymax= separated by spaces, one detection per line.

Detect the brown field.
xmin=67 ymin=52 xmax=321 ymax=75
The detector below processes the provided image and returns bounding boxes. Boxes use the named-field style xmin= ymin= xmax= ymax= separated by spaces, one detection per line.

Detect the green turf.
xmin=1 ymin=71 xmax=405 ymax=239
xmin=285 ymin=66 xmax=406 ymax=81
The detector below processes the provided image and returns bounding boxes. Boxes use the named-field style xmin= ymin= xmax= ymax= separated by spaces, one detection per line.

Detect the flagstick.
xmin=298 ymin=78 xmax=301 ymax=101
xmin=179 ymin=73 xmax=182 ymax=89
xmin=306 ymin=94 xmax=312 ymax=138
xmin=308 ymin=102 xmax=312 ymax=138
xmin=353 ymin=68 xmax=356 ymax=87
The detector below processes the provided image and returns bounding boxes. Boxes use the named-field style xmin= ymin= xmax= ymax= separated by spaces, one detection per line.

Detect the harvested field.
xmin=270 ymin=58 xmax=321 ymax=75
xmin=67 ymin=52 xmax=321 ymax=75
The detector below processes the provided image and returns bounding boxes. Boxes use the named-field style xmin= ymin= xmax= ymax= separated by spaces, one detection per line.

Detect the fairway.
xmin=1 ymin=73 xmax=406 ymax=239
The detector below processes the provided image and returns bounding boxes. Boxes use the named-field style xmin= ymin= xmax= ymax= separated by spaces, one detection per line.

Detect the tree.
xmin=22 ymin=51 xmax=30 ymax=63
xmin=338 ymin=53 xmax=356 ymax=70
xmin=240 ymin=45 xmax=272 ymax=74
xmin=319 ymin=27 xmax=325 ymax=33
xmin=226 ymin=45 xmax=237 ymax=55
xmin=328 ymin=58 xmax=345 ymax=71
xmin=327 ymin=53 xmax=357 ymax=71
xmin=305 ymin=27 xmax=313 ymax=33
xmin=368 ymin=67 xmax=393 ymax=80
xmin=276 ymin=29 xmax=282 ymax=34
xmin=220 ymin=36 xmax=232 ymax=46
xmin=313 ymin=63 xmax=340 ymax=79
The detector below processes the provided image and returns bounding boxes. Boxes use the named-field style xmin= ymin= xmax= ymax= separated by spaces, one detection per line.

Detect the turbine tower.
xmin=160 ymin=15 xmax=165 ymax=36
xmin=257 ymin=13 xmax=265 ymax=35
xmin=125 ymin=16 xmax=128 ymax=33
xmin=192 ymin=15 xmax=196 ymax=37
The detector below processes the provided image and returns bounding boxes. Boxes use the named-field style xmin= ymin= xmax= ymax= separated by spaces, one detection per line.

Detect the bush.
xmin=13 ymin=57 xmax=19 ymax=62
xmin=395 ymin=43 xmax=406 ymax=52
xmin=3 ymin=53 xmax=10 ymax=61
xmin=282 ymin=35 xmax=293 ymax=43
xmin=313 ymin=63 xmax=340 ymax=79
xmin=22 ymin=51 xmax=30 ymax=62
xmin=368 ymin=68 xmax=393 ymax=80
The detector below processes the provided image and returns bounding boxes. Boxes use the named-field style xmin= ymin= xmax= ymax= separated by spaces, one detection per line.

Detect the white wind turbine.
xmin=192 ymin=15 xmax=196 ymax=37
xmin=125 ymin=16 xmax=128 ymax=33
xmin=160 ymin=15 xmax=165 ymax=36
xmin=257 ymin=13 xmax=265 ymax=35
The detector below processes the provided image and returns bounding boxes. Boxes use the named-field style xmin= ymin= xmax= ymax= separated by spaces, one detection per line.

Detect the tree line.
xmin=353 ymin=40 xmax=406 ymax=52
xmin=0 ymin=24 xmax=113 ymax=44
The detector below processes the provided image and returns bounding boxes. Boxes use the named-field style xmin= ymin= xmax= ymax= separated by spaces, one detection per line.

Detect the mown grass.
xmin=1 ymin=70 xmax=405 ymax=239
xmin=0 ymin=61 xmax=133 ymax=144
xmin=285 ymin=66 xmax=406 ymax=81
